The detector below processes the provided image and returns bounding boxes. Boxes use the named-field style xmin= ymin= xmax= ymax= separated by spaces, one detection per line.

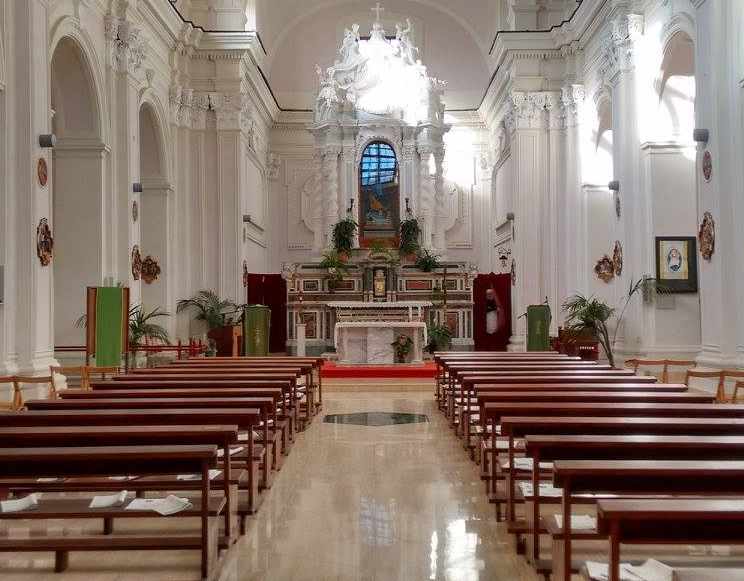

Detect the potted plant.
xmin=319 ymin=249 xmax=350 ymax=291
xmin=426 ymin=323 xmax=453 ymax=353
xmin=391 ymin=334 xmax=414 ymax=363
xmin=332 ymin=217 xmax=357 ymax=259
xmin=562 ymin=277 xmax=657 ymax=368
xmin=399 ymin=216 xmax=421 ymax=258
xmin=177 ymin=290 xmax=242 ymax=356
xmin=415 ymin=248 xmax=441 ymax=272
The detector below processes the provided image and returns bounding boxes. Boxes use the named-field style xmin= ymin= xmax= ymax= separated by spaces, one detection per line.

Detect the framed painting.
xmin=655 ymin=236 xmax=698 ymax=293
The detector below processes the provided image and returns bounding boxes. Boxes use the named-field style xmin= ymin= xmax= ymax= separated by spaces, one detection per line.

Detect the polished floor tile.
xmin=0 ymin=392 xmax=540 ymax=581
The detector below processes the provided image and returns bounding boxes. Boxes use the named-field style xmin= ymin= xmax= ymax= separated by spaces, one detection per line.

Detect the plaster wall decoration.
xmin=698 ymin=211 xmax=715 ymax=261
xmin=511 ymin=259 xmax=516 ymax=285
xmin=614 ymin=190 xmax=622 ymax=219
xmin=141 ymin=255 xmax=161 ymax=284
xmin=702 ymin=150 xmax=713 ymax=182
xmin=37 ymin=158 xmax=48 ymax=187
xmin=310 ymin=8 xmax=450 ymax=255
xmin=132 ymin=200 xmax=138 ymax=223
xmin=594 ymin=255 xmax=615 ymax=283
xmin=36 ymin=218 xmax=54 ymax=267
xmin=104 ymin=15 xmax=149 ymax=75
xmin=612 ymin=240 xmax=623 ymax=276
xmin=131 ymin=245 xmax=142 ymax=280
xmin=242 ymin=260 xmax=249 ymax=288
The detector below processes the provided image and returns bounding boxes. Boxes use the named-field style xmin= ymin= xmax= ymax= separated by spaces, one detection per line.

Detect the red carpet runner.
xmin=322 ymin=361 xmax=437 ymax=379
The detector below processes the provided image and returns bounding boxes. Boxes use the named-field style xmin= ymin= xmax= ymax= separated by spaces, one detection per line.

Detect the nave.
xmin=0 ymin=391 xmax=536 ymax=581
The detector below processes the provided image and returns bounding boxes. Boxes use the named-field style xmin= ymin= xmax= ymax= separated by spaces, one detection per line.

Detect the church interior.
xmin=1 ymin=0 xmax=744 ymax=580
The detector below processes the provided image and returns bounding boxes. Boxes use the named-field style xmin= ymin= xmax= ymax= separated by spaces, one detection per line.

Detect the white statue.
xmin=315 ymin=67 xmax=340 ymax=123
xmin=369 ymin=21 xmax=386 ymax=42
xmin=339 ymin=24 xmax=360 ymax=64
xmin=395 ymin=19 xmax=417 ymax=65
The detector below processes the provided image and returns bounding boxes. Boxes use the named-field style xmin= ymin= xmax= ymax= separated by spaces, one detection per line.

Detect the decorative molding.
xmin=105 ymin=15 xmax=148 ymax=75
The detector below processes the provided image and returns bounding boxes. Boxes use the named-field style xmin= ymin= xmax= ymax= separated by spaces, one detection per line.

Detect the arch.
xmin=49 ymin=17 xmax=108 ymax=143
xmin=51 ymin=36 xmax=105 ymax=349
xmin=653 ymin=30 xmax=695 ymax=141
xmin=359 ymin=140 xmax=400 ymax=245
xmin=139 ymin=102 xmax=172 ymax=320
xmin=0 ymin=24 xmax=5 ymax=91
xmin=139 ymin=92 xmax=172 ymax=183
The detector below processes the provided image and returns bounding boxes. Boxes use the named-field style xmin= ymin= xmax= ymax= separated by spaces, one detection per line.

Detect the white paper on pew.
xmin=217 ymin=446 xmax=245 ymax=458
xmin=89 ymin=491 xmax=128 ymax=509
xmin=501 ymin=457 xmax=554 ymax=471
xmin=585 ymin=559 xmax=673 ymax=581
xmin=0 ymin=494 xmax=39 ymax=513
xmin=176 ymin=469 xmax=222 ymax=481
xmin=125 ymin=495 xmax=193 ymax=516
xmin=553 ymin=514 xmax=596 ymax=530
xmin=238 ymin=433 xmax=248 ymax=442
xmin=108 ymin=475 xmax=138 ymax=481
xmin=518 ymin=482 xmax=563 ymax=498
xmin=36 ymin=477 xmax=63 ymax=483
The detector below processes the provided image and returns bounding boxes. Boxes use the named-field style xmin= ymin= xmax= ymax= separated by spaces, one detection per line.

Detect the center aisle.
xmin=233 ymin=391 xmax=539 ymax=581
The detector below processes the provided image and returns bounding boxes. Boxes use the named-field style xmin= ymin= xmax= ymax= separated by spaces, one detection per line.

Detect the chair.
xmin=0 ymin=376 xmax=15 ymax=410
xmin=663 ymin=359 xmax=696 ymax=383
xmin=719 ymin=370 xmax=744 ymax=403
xmin=11 ymin=376 xmax=54 ymax=411
xmin=685 ymin=369 xmax=724 ymax=401
xmin=50 ymin=365 xmax=89 ymax=394
xmin=625 ymin=359 xmax=667 ymax=381
xmin=86 ymin=365 xmax=121 ymax=386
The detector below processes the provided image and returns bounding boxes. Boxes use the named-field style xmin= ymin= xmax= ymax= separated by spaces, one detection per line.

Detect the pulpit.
xmin=329 ymin=301 xmax=431 ymax=364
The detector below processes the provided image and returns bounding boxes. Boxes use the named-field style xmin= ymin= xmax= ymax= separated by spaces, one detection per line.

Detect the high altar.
xmin=282 ymin=7 xmax=477 ymax=363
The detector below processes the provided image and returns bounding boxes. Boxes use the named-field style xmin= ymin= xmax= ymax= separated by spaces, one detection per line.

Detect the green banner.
xmin=526 ymin=304 xmax=551 ymax=352
xmin=243 ymin=305 xmax=271 ymax=356
xmin=95 ymin=287 xmax=124 ymax=366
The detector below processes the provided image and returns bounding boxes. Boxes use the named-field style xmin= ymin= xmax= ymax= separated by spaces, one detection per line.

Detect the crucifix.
xmin=371 ymin=2 xmax=384 ymax=22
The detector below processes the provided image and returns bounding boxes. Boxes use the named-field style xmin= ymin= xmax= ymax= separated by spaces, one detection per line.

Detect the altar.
xmin=329 ymin=301 xmax=431 ymax=364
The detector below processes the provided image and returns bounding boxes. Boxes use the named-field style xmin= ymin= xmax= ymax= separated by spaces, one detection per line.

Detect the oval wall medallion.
xmin=36 ymin=218 xmax=54 ymax=266
xmin=141 ymin=255 xmax=161 ymax=284
xmin=37 ymin=158 xmax=48 ymax=187
xmin=702 ymin=150 xmax=713 ymax=182
xmin=131 ymin=245 xmax=143 ymax=280
xmin=614 ymin=191 xmax=621 ymax=219
xmin=698 ymin=211 xmax=715 ymax=261
xmin=594 ymin=255 xmax=615 ymax=283
xmin=132 ymin=200 xmax=139 ymax=223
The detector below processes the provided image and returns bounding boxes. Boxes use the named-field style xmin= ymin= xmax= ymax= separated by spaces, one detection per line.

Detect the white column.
xmin=321 ymin=146 xmax=340 ymax=248
xmin=296 ymin=323 xmax=306 ymax=357
xmin=417 ymin=143 xmax=434 ymax=249
xmin=432 ymin=145 xmax=447 ymax=254
xmin=508 ymin=91 xmax=550 ymax=350
xmin=545 ymin=92 xmax=564 ymax=333
xmin=9 ymin=0 xmax=57 ymax=373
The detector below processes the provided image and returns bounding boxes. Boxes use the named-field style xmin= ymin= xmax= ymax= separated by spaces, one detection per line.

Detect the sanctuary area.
xmin=2 ymin=1 xmax=744 ymax=580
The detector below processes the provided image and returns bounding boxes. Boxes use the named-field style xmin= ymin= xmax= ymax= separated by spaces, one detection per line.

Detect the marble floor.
xmin=1 ymin=392 xmax=540 ymax=581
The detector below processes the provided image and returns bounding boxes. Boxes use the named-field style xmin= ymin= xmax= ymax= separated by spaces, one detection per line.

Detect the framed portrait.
xmin=655 ymin=236 xmax=698 ymax=293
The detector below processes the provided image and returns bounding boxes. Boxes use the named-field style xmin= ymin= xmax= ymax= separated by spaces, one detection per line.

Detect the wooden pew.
xmin=0 ymin=445 xmax=221 ymax=580
xmin=26 ymin=398 xmax=276 ymax=491
xmin=526 ymin=436 xmax=744 ymax=579
xmin=0 ymin=409 xmax=263 ymax=520
xmin=0 ymin=424 xmax=239 ymax=543
xmin=500 ymin=417 xmax=744 ymax=576
xmin=596 ymin=497 xmax=744 ymax=581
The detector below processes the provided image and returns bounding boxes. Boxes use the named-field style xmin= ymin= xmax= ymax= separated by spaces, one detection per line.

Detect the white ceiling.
xmin=257 ymin=0 xmax=495 ymax=111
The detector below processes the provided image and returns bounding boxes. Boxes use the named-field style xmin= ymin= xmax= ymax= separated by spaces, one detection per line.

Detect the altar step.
xmin=324 ymin=378 xmax=433 ymax=392
xmin=322 ymin=362 xmax=437 ymax=379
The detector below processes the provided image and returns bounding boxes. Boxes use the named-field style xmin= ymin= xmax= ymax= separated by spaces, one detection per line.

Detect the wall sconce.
xmin=39 ymin=134 xmax=56 ymax=148
xmin=506 ymin=212 xmax=515 ymax=221
xmin=693 ymin=128 xmax=709 ymax=144
xmin=608 ymin=180 xmax=620 ymax=192
xmin=347 ymin=198 xmax=355 ymax=215
xmin=405 ymin=198 xmax=412 ymax=216
xmin=242 ymin=214 xmax=252 ymax=223
xmin=132 ymin=183 xmax=143 ymax=193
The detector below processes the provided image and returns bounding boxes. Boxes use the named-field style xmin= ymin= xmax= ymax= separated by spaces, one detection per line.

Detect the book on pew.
xmin=0 ymin=494 xmax=38 ymax=513
xmin=217 ymin=446 xmax=245 ymax=458
xmin=89 ymin=491 xmax=128 ymax=509
xmin=176 ymin=469 xmax=222 ymax=481
xmin=125 ymin=495 xmax=193 ymax=516
xmin=518 ymin=482 xmax=563 ymax=497
xmin=553 ymin=514 xmax=596 ymax=530
xmin=501 ymin=457 xmax=554 ymax=470
xmin=586 ymin=559 xmax=673 ymax=581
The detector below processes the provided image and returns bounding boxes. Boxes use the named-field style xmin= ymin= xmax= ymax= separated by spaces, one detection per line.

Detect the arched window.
xmin=359 ymin=141 xmax=399 ymax=244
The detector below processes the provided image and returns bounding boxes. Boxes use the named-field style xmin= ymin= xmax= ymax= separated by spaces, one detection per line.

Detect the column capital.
xmin=106 ymin=15 xmax=148 ymax=76
xmin=601 ymin=13 xmax=644 ymax=83
xmin=561 ymin=84 xmax=585 ymax=127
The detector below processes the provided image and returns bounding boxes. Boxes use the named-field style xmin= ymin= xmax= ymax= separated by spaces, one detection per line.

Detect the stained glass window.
xmin=360 ymin=142 xmax=398 ymax=186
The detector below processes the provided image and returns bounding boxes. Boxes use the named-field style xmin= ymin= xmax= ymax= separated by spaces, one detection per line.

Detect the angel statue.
xmin=315 ymin=67 xmax=340 ymax=123
xmin=339 ymin=24 xmax=361 ymax=65
xmin=395 ymin=18 xmax=418 ymax=64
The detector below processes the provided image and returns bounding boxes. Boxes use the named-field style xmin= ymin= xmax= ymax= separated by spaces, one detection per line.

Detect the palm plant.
xmin=176 ymin=290 xmax=241 ymax=330
xmin=332 ymin=217 xmax=358 ymax=255
xmin=562 ymin=277 xmax=657 ymax=368
xmin=399 ymin=217 xmax=421 ymax=256
xmin=415 ymin=248 xmax=441 ymax=272
xmin=128 ymin=305 xmax=170 ymax=349
xmin=319 ymin=249 xmax=350 ymax=282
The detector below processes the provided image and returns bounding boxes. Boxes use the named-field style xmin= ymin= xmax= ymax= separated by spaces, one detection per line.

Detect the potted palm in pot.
xmin=332 ymin=217 xmax=357 ymax=260
xmin=177 ymin=290 xmax=243 ymax=356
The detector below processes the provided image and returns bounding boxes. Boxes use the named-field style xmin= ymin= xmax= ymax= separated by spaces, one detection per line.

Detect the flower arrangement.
xmin=391 ymin=334 xmax=414 ymax=363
